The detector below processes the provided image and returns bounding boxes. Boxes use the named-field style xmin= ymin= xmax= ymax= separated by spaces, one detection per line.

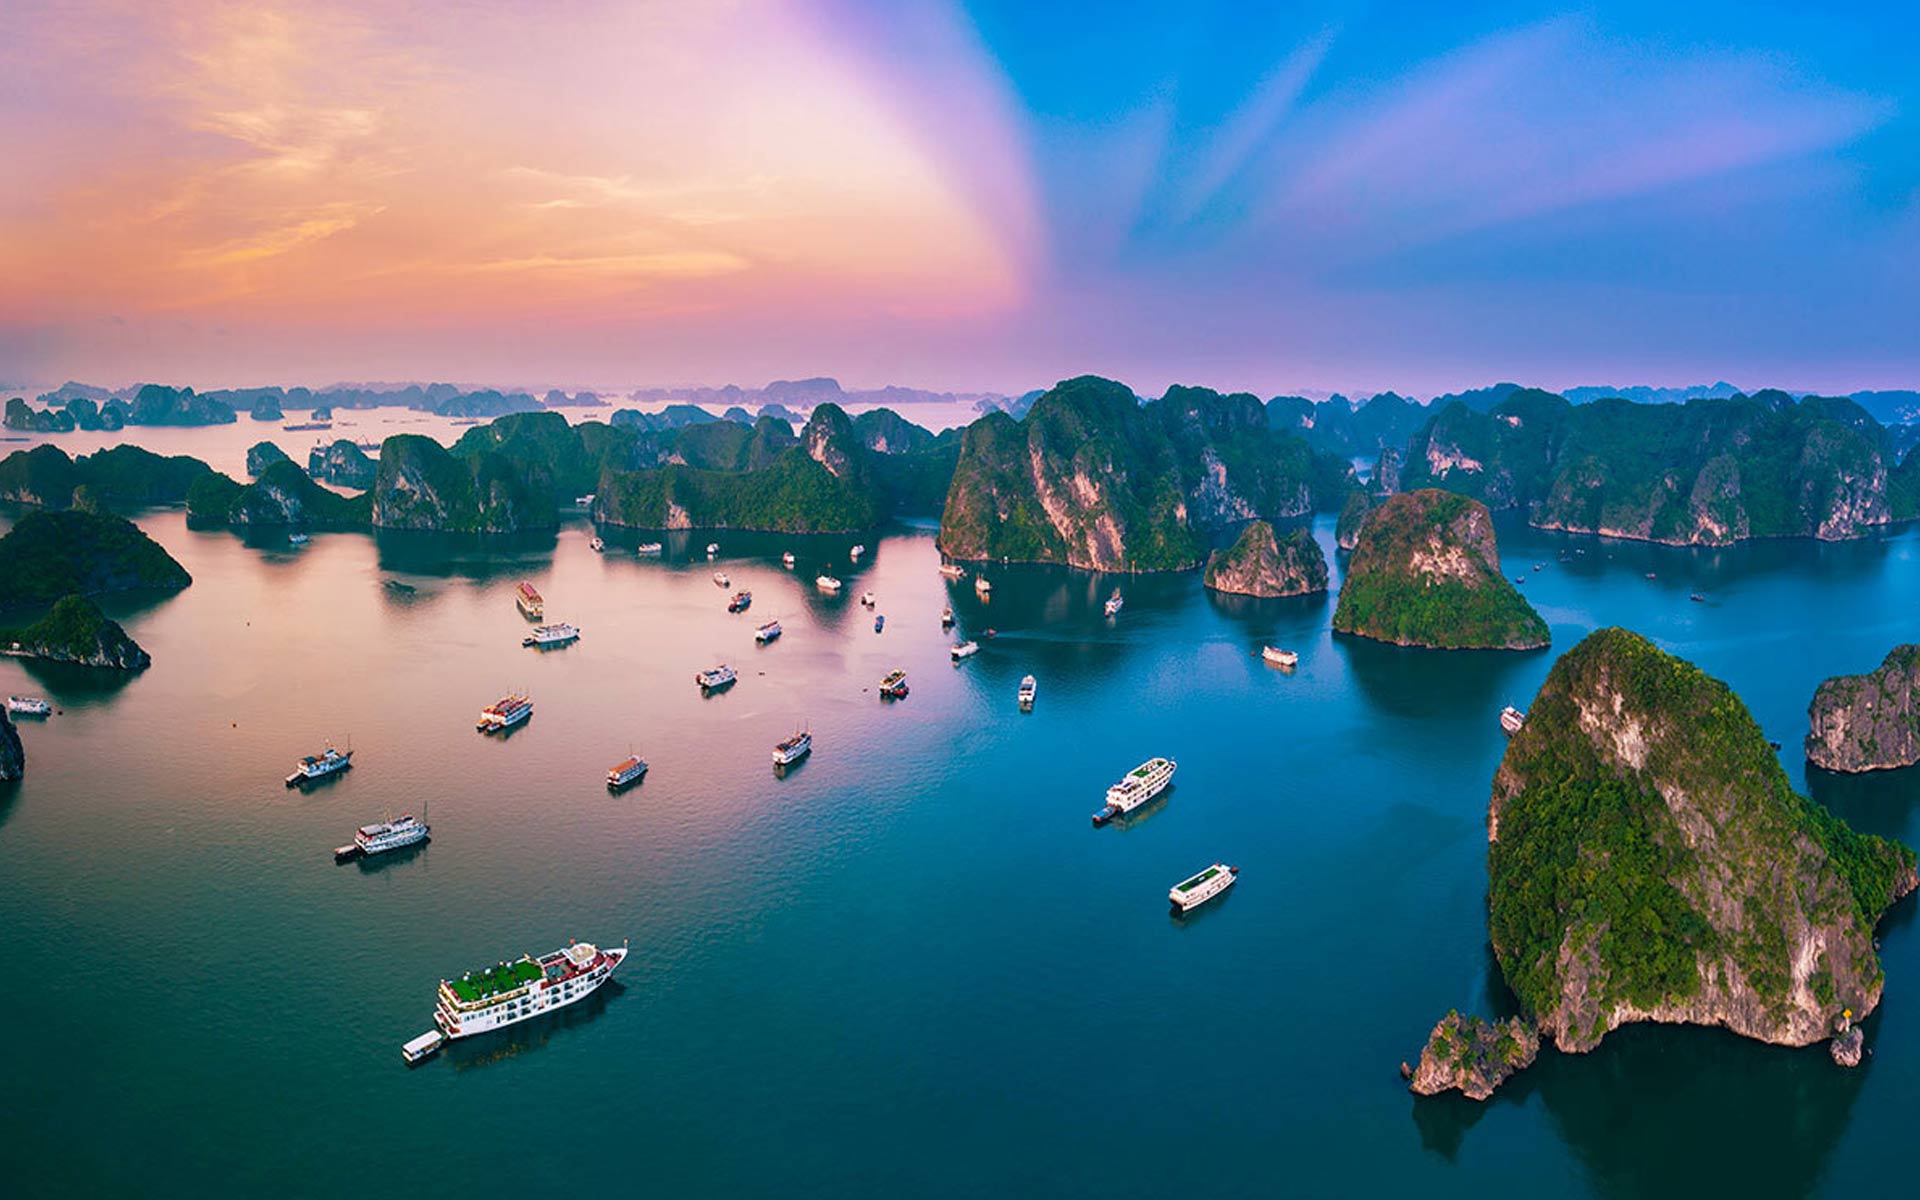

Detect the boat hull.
xmin=435 ymin=946 xmax=627 ymax=1041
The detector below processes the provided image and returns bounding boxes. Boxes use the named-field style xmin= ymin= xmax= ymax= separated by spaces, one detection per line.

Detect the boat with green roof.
xmin=1093 ymin=756 xmax=1176 ymax=826
xmin=432 ymin=939 xmax=628 ymax=1041
xmin=1170 ymin=863 xmax=1238 ymax=913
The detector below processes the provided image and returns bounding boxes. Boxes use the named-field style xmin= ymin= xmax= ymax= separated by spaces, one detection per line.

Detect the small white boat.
xmin=288 ymin=532 xmax=309 ymax=546
xmin=859 ymin=591 xmax=876 ymax=607
xmin=1170 ymin=864 xmax=1238 ymax=914
xmin=1501 ymin=706 xmax=1527 ymax=736
xmin=707 ymin=542 xmax=720 ymax=557
xmin=575 ymin=493 xmax=596 ymax=507
xmin=5 ymin=695 xmax=50 ymax=717
xmin=523 ymin=622 xmax=580 ymax=648
xmin=782 ymin=551 xmax=795 ymax=568
xmin=975 ymin=577 xmax=992 ymax=595
xmin=607 ymin=754 xmax=648 ymax=789
xmin=1018 ymin=675 xmax=1036 ymax=710
xmin=938 ymin=563 xmax=966 ymax=579
xmin=338 ymin=812 xmax=429 ymax=860
xmin=589 ymin=536 xmax=605 ymax=553
xmin=816 ymin=574 xmax=842 ymax=592
xmin=286 ymin=744 xmax=352 ymax=786
xmin=1104 ymin=590 xmax=1124 ymax=618
xmin=1262 ymin=647 xmax=1298 ymax=668
xmin=637 ymin=542 xmax=664 ymax=557
xmin=755 ymin=620 xmax=782 ymax=643
xmin=773 ymin=729 xmax=813 ymax=767
xmin=696 ymin=664 xmax=737 ymax=690
xmin=951 ymin=640 xmax=980 ymax=662
xmin=940 ymin=605 xmax=954 ymax=628
xmin=713 ymin=571 xmax=730 ymax=587
xmin=477 ymin=694 xmax=532 ymax=732
xmin=401 ymin=1030 xmax=445 ymax=1065
xmin=850 ymin=544 xmax=865 ymax=560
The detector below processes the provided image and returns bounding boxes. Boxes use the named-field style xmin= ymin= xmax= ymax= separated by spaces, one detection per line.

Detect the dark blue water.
xmin=3 ymin=506 xmax=1919 ymax=1198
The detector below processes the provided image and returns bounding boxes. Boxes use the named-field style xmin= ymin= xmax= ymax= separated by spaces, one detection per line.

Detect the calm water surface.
xmin=3 ymin=501 xmax=1920 ymax=1198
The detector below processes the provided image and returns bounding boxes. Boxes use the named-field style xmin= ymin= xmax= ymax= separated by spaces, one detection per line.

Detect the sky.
xmin=1 ymin=0 xmax=1916 ymax=398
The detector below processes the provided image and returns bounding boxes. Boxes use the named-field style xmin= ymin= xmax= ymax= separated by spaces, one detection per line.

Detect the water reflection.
xmin=1338 ymin=637 xmax=1545 ymax=721
xmin=443 ymin=980 xmax=624 ymax=1072
xmin=374 ymin=528 xmax=560 ymax=580
xmin=1807 ymin=764 xmax=1920 ymax=844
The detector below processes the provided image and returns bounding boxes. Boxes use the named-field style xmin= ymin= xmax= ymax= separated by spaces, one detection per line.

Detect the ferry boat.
xmin=938 ymin=563 xmax=966 ymax=580
xmin=941 ymin=605 xmax=954 ymax=628
xmin=589 ymin=536 xmax=605 ymax=553
xmin=951 ymin=640 xmax=980 ymax=662
xmin=1262 ymin=646 xmax=1298 ymax=668
xmin=637 ymin=542 xmax=664 ymax=557
xmin=755 ymin=619 xmax=783 ymax=643
xmin=432 ymin=939 xmax=628 ymax=1042
xmin=523 ymin=622 xmax=580 ymax=648
xmin=607 ymin=754 xmax=648 ymax=789
xmin=335 ymin=812 xmax=429 ymax=861
xmin=1104 ymin=590 xmax=1124 ymax=618
xmin=773 ymin=729 xmax=813 ymax=767
xmin=286 ymin=744 xmax=353 ymax=787
xmin=850 ymin=544 xmax=865 ymax=560
xmin=782 ymin=551 xmax=795 ymax=568
xmin=816 ymin=574 xmax=842 ymax=592
xmin=6 ymin=695 xmax=50 ymax=717
xmin=1170 ymin=863 xmax=1238 ymax=913
xmin=706 ymin=542 xmax=720 ymax=557
xmin=859 ymin=591 xmax=876 ymax=607
xmin=696 ymin=664 xmax=737 ymax=690
xmin=713 ymin=571 xmax=730 ymax=587
xmin=1500 ymin=706 xmax=1527 ymax=736
xmin=874 ymin=614 xmax=885 ymax=633
xmin=477 ymin=694 xmax=533 ymax=732
xmin=728 ymin=591 xmax=753 ymax=613
xmin=879 ymin=669 xmax=910 ymax=699
xmin=1093 ymin=757 xmax=1176 ymax=826
xmin=975 ymin=577 xmax=992 ymax=595
xmin=515 ymin=581 xmax=544 ymax=619
xmin=1018 ymin=675 xmax=1036 ymax=710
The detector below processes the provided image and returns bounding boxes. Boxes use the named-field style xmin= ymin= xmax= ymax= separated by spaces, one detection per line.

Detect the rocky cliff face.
xmin=0 ymin=709 xmax=22 ymax=781
xmin=247 ymin=441 xmax=290 ymax=476
xmin=1488 ymin=628 xmax=1915 ymax=1062
xmin=3 ymin=595 xmax=151 ymax=670
xmin=310 ymin=440 xmax=376 ymax=488
xmin=1806 ymin=645 xmax=1920 ymax=773
xmin=372 ymin=434 xmax=546 ymax=533
xmin=1335 ymin=490 xmax=1373 ymax=551
xmin=0 ymin=510 xmax=192 ymax=604
xmin=228 ymin=461 xmax=370 ymax=529
xmin=1202 ymin=521 xmax=1327 ymax=597
xmin=1407 ymin=1013 xmax=1539 ymax=1101
xmin=1331 ymin=489 xmax=1547 ymax=649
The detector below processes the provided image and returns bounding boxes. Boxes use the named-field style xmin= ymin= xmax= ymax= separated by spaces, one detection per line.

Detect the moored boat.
xmin=696 ymin=664 xmax=737 ymax=690
xmin=1262 ymin=646 xmax=1298 ymax=668
xmin=713 ymin=571 xmax=730 ymax=587
xmin=1170 ymin=864 xmax=1238 ymax=913
xmin=432 ymin=940 xmax=628 ymax=1041
xmin=477 ymin=693 xmax=533 ymax=732
xmin=287 ymin=743 xmax=353 ymax=786
xmin=816 ymin=574 xmax=842 ymax=592
xmin=1104 ymin=589 xmax=1124 ymax=618
xmin=589 ymin=536 xmax=605 ymax=552
xmin=1500 ymin=705 xmax=1526 ymax=736
xmin=287 ymin=532 xmax=309 ymax=546
xmin=728 ymin=591 xmax=753 ymax=612
xmin=951 ymin=640 xmax=980 ymax=662
xmin=879 ymin=669 xmax=909 ymax=699
xmin=1018 ymin=675 xmax=1036 ymax=710
xmin=706 ymin=542 xmax=720 ymax=557
xmin=515 ymin=581 xmax=544 ymax=618
xmin=335 ymin=812 xmax=429 ymax=861
xmin=975 ymin=576 xmax=992 ymax=595
xmin=523 ymin=622 xmax=580 ymax=648
xmin=941 ymin=605 xmax=954 ymax=628
xmin=401 ymin=1030 xmax=445 ymax=1065
xmin=755 ymin=619 xmax=783 ymax=643
xmin=637 ymin=542 xmax=664 ymax=557
xmin=850 ymin=544 xmax=865 ymax=560
xmin=938 ymin=563 xmax=966 ymax=579
xmin=1093 ymin=757 xmax=1176 ymax=825
xmin=859 ymin=591 xmax=875 ymax=607
xmin=607 ymin=754 xmax=649 ymax=789
xmin=6 ymin=695 xmax=51 ymax=717
xmin=782 ymin=551 xmax=795 ymax=568
xmin=773 ymin=729 xmax=813 ymax=766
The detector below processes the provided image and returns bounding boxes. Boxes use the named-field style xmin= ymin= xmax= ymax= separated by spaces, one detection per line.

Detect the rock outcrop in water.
xmin=1407 ymin=1012 xmax=1539 ymax=1101
xmin=372 ymin=433 xmax=547 ymax=533
xmin=247 ymin=441 xmax=290 ymax=476
xmin=0 ymin=510 xmax=192 ymax=604
xmin=1486 ymin=629 xmax=1914 ymax=1066
xmin=2 ymin=594 xmax=151 ymax=670
xmin=1805 ymin=645 xmax=1920 ymax=773
xmin=1335 ymin=490 xmax=1374 ymax=551
xmin=1331 ymin=489 xmax=1547 ymax=649
xmin=1202 ymin=521 xmax=1327 ymax=597
xmin=0 ymin=708 xmax=22 ymax=780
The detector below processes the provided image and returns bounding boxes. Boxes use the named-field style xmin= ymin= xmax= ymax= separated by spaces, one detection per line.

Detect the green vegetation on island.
xmin=1 ymin=594 xmax=151 ymax=670
xmin=0 ymin=510 xmax=192 ymax=605
xmin=1331 ymin=489 xmax=1547 ymax=649
xmin=1406 ymin=1011 xmax=1539 ymax=1101
xmin=1202 ymin=521 xmax=1327 ymax=597
xmin=1805 ymin=644 xmax=1920 ymax=773
xmin=0 ymin=444 xmax=211 ymax=509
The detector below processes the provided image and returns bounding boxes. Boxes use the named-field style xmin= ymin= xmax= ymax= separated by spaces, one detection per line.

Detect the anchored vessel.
xmin=401 ymin=1030 xmax=445 ymax=1065
xmin=286 ymin=744 xmax=352 ymax=787
xmin=523 ymin=622 xmax=580 ymax=648
xmin=1500 ymin=706 xmax=1526 ymax=736
xmin=874 ymin=614 xmax=885 ymax=633
xmin=431 ymin=940 xmax=628 ymax=1042
xmin=713 ymin=571 xmax=730 ymax=587
xmin=707 ymin=542 xmax=720 ymax=557
xmin=607 ymin=755 xmax=649 ymax=789
xmin=1104 ymin=590 xmax=1124 ymax=618
xmin=816 ymin=574 xmax=843 ymax=592
xmin=782 ymin=551 xmax=795 ymax=568
xmin=859 ymin=591 xmax=876 ymax=607
xmin=589 ymin=536 xmax=605 ymax=553
xmin=477 ymin=693 xmax=533 ymax=732
xmin=1093 ymin=757 xmax=1177 ymax=826
xmin=879 ymin=669 xmax=910 ymax=699
xmin=287 ymin=532 xmax=309 ymax=546
xmin=335 ymin=813 xmax=429 ymax=862
xmin=951 ymin=640 xmax=980 ymax=662
xmin=6 ymin=695 xmax=51 ymax=717
xmin=515 ymin=581 xmax=544 ymax=619
xmin=1018 ymin=675 xmax=1036 ymax=710
xmin=696 ymin=664 xmax=737 ymax=690
xmin=975 ymin=577 xmax=992 ymax=595
xmin=1170 ymin=864 xmax=1238 ymax=913
xmin=773 ymin=729 xmax=813 ymax=767
xmin=728 ymin=591 xmax=753 ymax=613
xmin=850 ymin=544 xmax=865 ymax=560
xmin=637 ymin=542 xmax=664 ymax=557
xmin=755 ymin=619 xmax=783 ymax=643
xmin=1262 ymin=646 xmax=1298 ymax=668
xmin=941 ymin=605 xmax=954 ymax=628
xmin=938 ymin=563 xmax=966 ymax=579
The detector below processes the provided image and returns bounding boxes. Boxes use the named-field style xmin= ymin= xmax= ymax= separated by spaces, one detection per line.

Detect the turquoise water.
xmin=3 ymin=506 xmax=1920 ymax=1198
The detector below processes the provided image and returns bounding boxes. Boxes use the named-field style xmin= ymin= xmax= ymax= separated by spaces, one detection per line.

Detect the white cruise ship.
xmin=523 ymin=622 xmax=580 ymax=648
xmin=696 ymin=664 xmax=737 ymax=690
xmin=515 ymin=581 xmax=544 ymax=619
xmin=1169 ymin=863 xmax=1238 ymax=913
xmin=1093 ymin=756 xmax=1177 ymax=825
xmin=286 ymin=744 xmax=352 ymax=787
xmin=773 ymin=729 xmax=813 ymax=767
xmin=432 ymin=940 xmax=628 ymax=1041
xmin=6 ymin=695 xmax=51 ymax=717
xmin=607 ymin=755 xmax=648 ymax=789
xmin=336 ymin=813 xmax=429 ymax=861
xmin=477 ymin=694 xmax=532 ymax=732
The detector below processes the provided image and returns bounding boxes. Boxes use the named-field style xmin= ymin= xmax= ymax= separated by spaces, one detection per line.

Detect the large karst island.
xmin=1412 ymin=629 xmax=1917 ymax=1099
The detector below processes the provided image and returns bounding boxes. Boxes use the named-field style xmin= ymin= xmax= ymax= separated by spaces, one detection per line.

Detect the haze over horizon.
xmin=4 ymin=1 xmax=1916 ymax=397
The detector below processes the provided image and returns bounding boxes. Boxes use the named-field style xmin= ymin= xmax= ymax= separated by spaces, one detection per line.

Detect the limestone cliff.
xmin=1407 ymin=1013 xmax=1539 ymax=1101
xmin=1806 ymin=645 xmax=1920 ymax=773
xmin=1202 ymin=521 xmax=1327 ymax=597
xmin=2 ymin=595 xmax=151 ymax=670
xmin=0 ymin=708 xmax=21 ymax=781
xmin=247 ymin=441 xmax=290 ymax=476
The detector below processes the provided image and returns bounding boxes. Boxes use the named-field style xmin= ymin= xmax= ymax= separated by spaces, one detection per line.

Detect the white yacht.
xmin=951 ymin=640 xmax=980 ymax=662
xmin=859 ymin=591 xmax=876 ymax=607
xmin=1104 ymin=589 xmax=1124 ymax=618
xmin=1262 ymin=647 xmax=1298 ymax=668
xmin=1169 ymin=864 xmax=1238 ymax=913
xmin=696 ymin=664 xmax=737 ymax=690
xmin=706 ymin=542 xmax=720 ymax=557
xmin=523 ymin=622 xmax=580 ymax=648
xmin=816 ymin=574 xmax=842 ymax=592
xmin=1093 ymin=757 xmax=1176 ymax=826
xmin=1018 ymin=675 xmax=1036 ymax=711
xmin=938 ymin=563 xmax=966 ymax=580
xmin=773 ymin=729 xmax=813 ymax=767
xmin=6 ymin=695 xmax=51 ymax=717
xmin=637 ymin=542 xmax=664 ymax=557
xmin=713 ymin=571 xmax=730 ymax=587
xmin=850 ymin=544 xmax=865 ymax=560
xmin=940 ymin=605 xmax=954 ymax=628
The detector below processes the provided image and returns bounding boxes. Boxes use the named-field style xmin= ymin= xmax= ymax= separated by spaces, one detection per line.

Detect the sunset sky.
xmin=2 ymin=0 xmax=1916 ymax=396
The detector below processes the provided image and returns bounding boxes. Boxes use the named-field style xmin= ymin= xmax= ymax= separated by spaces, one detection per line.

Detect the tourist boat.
xmin=287 ymin=532 xmax=309 ymax=546
xmin=1169 ymin=863 xmax=1239 ymax=914
xmin=1104 ymin=590 xmax=1124 ymax=618
xmin=850 ymin=544 xmax=865 ymax=560
xmin=1018 ymin=675 xmax=1036 ymax=711
xmin=1262 ymin=647 xmax=1298 ymax=668
xmin=334 ymin=811 xmax=429 ymax=862
xmin=1500 ymin=706 xmax=1527 ymax=736
xmin=515 ymin=581 xmax=544 ymax=619
xmin=706 ymin=542 xmax=720 ymax=557
xmin=951 ymin=640 xmax=980 ymax=662
xmin=607 ymin=754 xmax=648 ymax=789
xmin=773 ymin=729 xmax=813 ymax=767
xmin=1093 ymin=757 xmax=1177 ymax=826
xmin=431 ymin=939 xmax=628 ymax=1041
xmin=938 ymin=563 xmax=966 ymax=580
xmin=713 ymin=571 xmax=730 ymax=587
xmin=859 ymin=591 xmax=876 ymax=607
xmin=523 ymin=622 xmax=580 ymax=648
xmin=400 ymin=1030 xmax=445 ymax=1065
xmin=696 ymin=664 xmax=737 ymax=690
xmin=477 ymin=694 xmax=533 ymax=732
xmin=879 ymin=669 xmax=909 ymax=699
xmin=1690 ymin=593 xmax=1707 ymax=603
xmin=589 ymin=536 xmax=605 ymax=552
xmin=941 ymin=605 xmax=954 ymax=628
xmin=575 ymin=493 xmax=596 ymax=507
xmin=1534 ymin=563 xmax=1545 ymax=571
xmin=286 ymin=743 xmax=353 ymax=787
xmin=728 ymin=591 xmax=753 ymax=612
xmin=782 ymin=551 xmax=795 ymax=568
xmin=755 ymin=619 xmax=783 ymax=643
xmin=874 ymin=614 xmax=885 ymax=633
xmin=816 ymin=574 xmax=842 ymax=592
xmin=6 ymin=695 xmax=50 ymax=717
xmin=637 ymin=542 xmax=664 ymax=557
xmin=975 ymin=577 xmax=992 ymax=595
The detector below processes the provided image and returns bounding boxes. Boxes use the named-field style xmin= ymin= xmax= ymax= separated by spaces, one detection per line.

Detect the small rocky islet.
xmin=1805 ymin=644 xmax=1920 ymax=773
xmin=1202 ymin=521 xmax=1327 ymax=598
